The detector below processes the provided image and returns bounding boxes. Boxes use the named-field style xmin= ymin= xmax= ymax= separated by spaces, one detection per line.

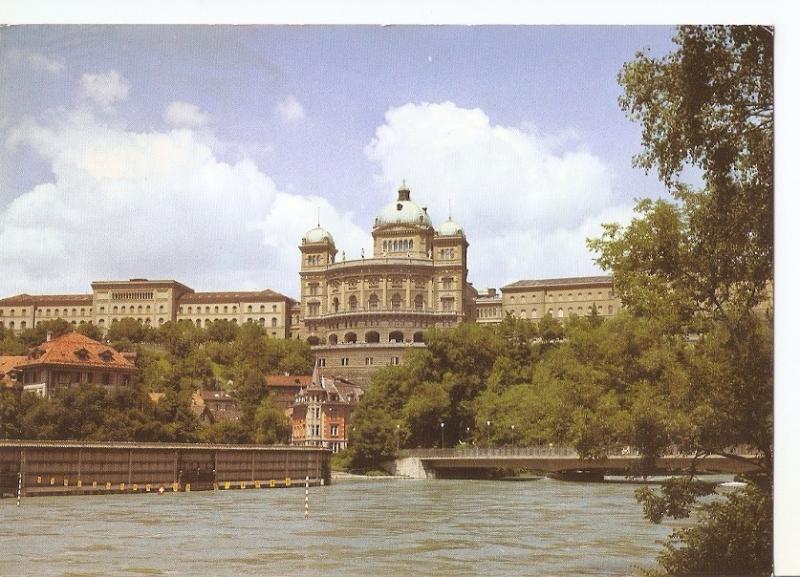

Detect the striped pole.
xmin=16 ymin=472 xmax=22 ymax=507
xmin=304 ymin=475 xmax=309 ymax=518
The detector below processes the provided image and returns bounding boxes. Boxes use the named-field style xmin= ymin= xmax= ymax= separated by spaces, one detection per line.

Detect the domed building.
xmin=297 ymin=182 xmax=477 ymax=387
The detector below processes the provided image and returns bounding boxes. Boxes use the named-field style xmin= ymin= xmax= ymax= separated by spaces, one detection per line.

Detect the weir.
xmin=0 ymin=440 xmax=330 ymax=498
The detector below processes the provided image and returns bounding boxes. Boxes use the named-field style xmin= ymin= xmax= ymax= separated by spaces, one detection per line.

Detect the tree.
xmin=593 ymin=25 xmax=773 ymax=323
xmin=252 ymin=396 xmax=291 ymax=444
xmin=106 ymin=317 xmax=150 ymax=344
xmin=75 ymin=322 xmax=103 ymax=341
xmin=589 ymin=25 xmax=773 ymax=576
xmin=18 ymin=318 xmax=72 ymax=347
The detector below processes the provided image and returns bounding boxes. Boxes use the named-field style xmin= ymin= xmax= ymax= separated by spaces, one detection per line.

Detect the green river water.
xmin=1 ymin=477 xmax=701 ymax=577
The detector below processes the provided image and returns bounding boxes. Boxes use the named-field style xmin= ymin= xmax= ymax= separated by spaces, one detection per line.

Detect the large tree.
xmin=590 ymin=25 xmax=773 ymax=577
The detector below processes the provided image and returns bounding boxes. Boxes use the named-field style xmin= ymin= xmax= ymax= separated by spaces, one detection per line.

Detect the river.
xmin=1 ymin=477 xmax=696 ymax=577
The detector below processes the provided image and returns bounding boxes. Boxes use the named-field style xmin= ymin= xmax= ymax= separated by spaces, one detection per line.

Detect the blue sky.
xmin=0 ymin=25 xmax=678 ymax=298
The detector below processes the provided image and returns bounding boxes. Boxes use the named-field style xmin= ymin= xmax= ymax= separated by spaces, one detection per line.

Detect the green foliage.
xmin=106 ymin=317 xmax=151 ymax=344
xmin=252 ymin=396 xmax=291 ymax=444
xmin=594 ymin=26 xmax=773 ymax=325
xmin=18 ymin=318 xmax=73 ymax=347
xmin=75 ymin=322 xmax=104 ymax=341
xmin=643 ymin=484 xmax=772 ymax=577
xmin=600 ymin=25 xmax=774 ymax=576
xmin=635 ymin=477 xmax=717 ymax=524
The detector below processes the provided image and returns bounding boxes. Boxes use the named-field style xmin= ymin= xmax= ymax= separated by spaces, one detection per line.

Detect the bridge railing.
xmin=397 ymin=446 xmax=581 ymax=459
xmin=396 ymin=445 xmax=758 ymax=459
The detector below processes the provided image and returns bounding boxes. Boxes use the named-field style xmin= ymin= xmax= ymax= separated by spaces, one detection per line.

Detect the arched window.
xmin=365 ymin=331 xmax=380 ymax=343
xmin=223 ymin=306 xmax=228 ymax=313
xmin=368 ymin=294 xmax=379 ymax=310
xmin=414 ymin=294 xmax=424 ymax=310
xmin=196 ymin=319 xmax=201 ymax=327
xmin=348 ymin=295 xmax=358 ymax=311
xmin=344 ymin=332 xmax=357 ymax=343
xmin=20 ymin=321 xmax=27 ymax=329
xmin=332 ymin=297 xmax=340 ymax=313
xmin=307 ymin=336 xmax=320 ymax=346
xmin=389 ymin=330 xmax=404 ymax=343
xmin=328 ymin=333 xmax=338 ymax=345
xmin=271 ymin=317 xmax=277 ymax=327
xmin=608 ymin=305 xmax=614 ymax=315
xmin=558 ymin=308 xmax=564 ymax=318
xmin=413 ymin=331 xmax=424 ymax=343
xmin=214 ymin=306 xmax=219 ymax=313
xmin=409 ymin=240 xmax=413 ymax=251
xmin=391 ymin=293 xmax=402 ymax=310
xmin=259 ymin=318 xmax=266 ymax=326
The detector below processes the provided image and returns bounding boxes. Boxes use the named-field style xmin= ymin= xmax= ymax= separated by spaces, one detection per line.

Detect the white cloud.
xmin=28 ymin=52 xmax=64 ymax=73
xmin=274 ymin=96 xmax=305 ymax=122
xmin=163 ymin=101 xmax=210 ymax=128
xmin=0 ymin=108 xmax=370 ymax=297
xmin=78 ymin=70 xmax=130 ymax=109
xmin=364 ymin=101 xmax=632 ymax=287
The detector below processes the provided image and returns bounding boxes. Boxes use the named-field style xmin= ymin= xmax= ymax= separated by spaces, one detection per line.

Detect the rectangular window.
xmin=341 ymin=357 xmax=349 ymax=366
xmin=441 ymin=297 xmax=454 ymax=311
xmin=318 ymin=358 xmax=326 ymax=367
xmin=391 ymin=356 xmax=400 ymax=365
xmin=330 ymin=424 xmax=339 ymax=436
xmin=442 ymin=277 xmax=453 ymax=290
xmin=365 ymin=357 xmax=373 ymax=365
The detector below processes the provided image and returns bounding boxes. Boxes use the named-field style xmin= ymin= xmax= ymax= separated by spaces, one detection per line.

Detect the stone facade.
xmin=297 ymin=183 xmax=478 ymax=387
xmin=500 ymin=275 xmax=622 ymax=322
xmin=0 ymin=279 xmax=295 ymax=338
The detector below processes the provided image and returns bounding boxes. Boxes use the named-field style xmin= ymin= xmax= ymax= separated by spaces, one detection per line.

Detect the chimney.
xmin=46 ymin=331 xmax=52 ymax=342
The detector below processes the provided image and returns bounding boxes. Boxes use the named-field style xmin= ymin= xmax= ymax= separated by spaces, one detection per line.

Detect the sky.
xmin=0 ymin=25 xmax=681 ymax=299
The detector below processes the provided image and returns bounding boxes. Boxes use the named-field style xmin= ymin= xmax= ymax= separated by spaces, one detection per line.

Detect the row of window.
xmin=382 ymin=239 xmax=414 ymax=253
xmin=178 ymin=303 xmax=279 ymax=315
xmin=110 ymin=291 xmax=154 ymax=301
xmin=508 ymin=290 xmax=614 ymax=303
xmin=308 ymin=294 xmax=455 ymax=316
xmin=310 ymin=277 xmax=453 ymax=293
xmin=316 ymin=356 xmax=401 ymax=367
xmin=477 ymin=306 xmax=501 ymax=318
xmin=515 ymin=305 xmax=614 ymax=319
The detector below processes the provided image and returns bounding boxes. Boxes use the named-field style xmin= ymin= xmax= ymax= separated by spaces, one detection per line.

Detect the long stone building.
xmin=0 ymin=279 xmax=295 ymax=339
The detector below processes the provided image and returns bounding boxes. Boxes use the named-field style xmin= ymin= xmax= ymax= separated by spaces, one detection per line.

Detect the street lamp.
xmin=511 ymin=424 xmax=516 ymax=448
xmin=396 ymin=424 xmax=401 ymax=452
xmin=466 ymin=426 xmax=471 ymax=445
xmin=486 ymin=420 xmax=492 ymax=448
xmin=440 ymin=421 xmax=445 ymax=449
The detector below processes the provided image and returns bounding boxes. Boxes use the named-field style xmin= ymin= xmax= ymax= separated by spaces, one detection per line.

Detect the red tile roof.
xmin=15 ymin=332 xmax=137 ymax=371
xmin=0 ymin=356 xmax=26 ymax=385
xmin=265 ymin=374 xmax=312 ymax=387
xmin=0 ymin=293 xmax=93 ymax=306
xmin=178 ymin=289 xmax=290 ymax=304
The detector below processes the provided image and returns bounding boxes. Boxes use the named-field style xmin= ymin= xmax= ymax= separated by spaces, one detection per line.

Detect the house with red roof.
xmin=13 ymin=332 xmax=138 ymax=397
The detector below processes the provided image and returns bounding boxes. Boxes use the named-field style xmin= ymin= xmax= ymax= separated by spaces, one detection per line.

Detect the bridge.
xmin=392 ymin=446 xmax=762 ymax=480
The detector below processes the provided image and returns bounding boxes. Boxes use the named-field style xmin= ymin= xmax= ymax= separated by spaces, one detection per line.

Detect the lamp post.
xmin=466 ymin=426 xmax=471 ymax=446
xmin=396 ymin=423 xmax=400 ymax=453
xmin=440 ymin=421 xmax=445 ymax=449
xmin=511 ymin=424 xmax=516 ymax=448
xmin=486 ymin=420 xmax=492 ymax=448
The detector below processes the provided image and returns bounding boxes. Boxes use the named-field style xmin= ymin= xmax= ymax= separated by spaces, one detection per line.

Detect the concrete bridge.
xmin=392 ymin=446 xmax=762 ymax=480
